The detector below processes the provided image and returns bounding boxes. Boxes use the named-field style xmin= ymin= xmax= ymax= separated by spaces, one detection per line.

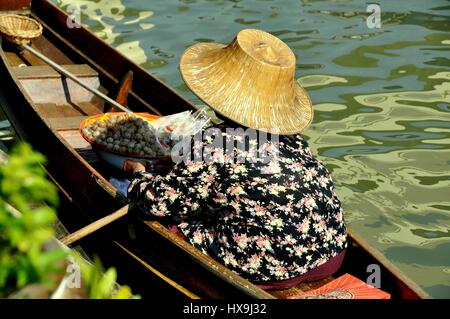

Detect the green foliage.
xmin=0 ymin=143 xmax=66 ymax=298
xmin=74 ymin=254 xmax=140 ymax=299
xmin=0 ymin=142 xmax=139 ymax=299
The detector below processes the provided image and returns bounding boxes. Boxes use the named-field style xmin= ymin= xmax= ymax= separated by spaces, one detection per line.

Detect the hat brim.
xmin=180 ymin=42 xmax=313 ymax=135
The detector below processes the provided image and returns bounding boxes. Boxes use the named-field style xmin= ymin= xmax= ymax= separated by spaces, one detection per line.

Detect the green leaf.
xmin=35 ymin=249 xmax=68 ymax=268
xmin=0 ymin=142 xmax=63 ymax=295
xmin=111 ymin=286 xmax=131 ymax=299
xmin=96 ymin=268 xmax=117 ymax=299
xmin=0 ymin=143 xmax=138 ymax=299
xmin=23 ymin=207 xmax=56 ymax=228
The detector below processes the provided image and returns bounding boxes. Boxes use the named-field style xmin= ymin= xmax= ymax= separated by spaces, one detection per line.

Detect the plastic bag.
xmin=149 ymin=109 xmax=211 ymax=155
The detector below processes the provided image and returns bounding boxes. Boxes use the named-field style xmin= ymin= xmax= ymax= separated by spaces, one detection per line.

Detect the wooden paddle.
xmin=60 ymin=204 xmax=131 ymax=246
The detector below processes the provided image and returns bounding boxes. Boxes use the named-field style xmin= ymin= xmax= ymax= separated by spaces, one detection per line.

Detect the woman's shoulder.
xmin=197 ymin=126 xmax=313 ymax=154
xmin=280 ymin=133 xmax=310 ymax=148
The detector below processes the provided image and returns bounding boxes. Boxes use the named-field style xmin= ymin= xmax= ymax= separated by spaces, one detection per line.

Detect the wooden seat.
xmin=12 ymin=64 xmax=98 ymax=79
xmin=47 ymin=115 xmax=91 ymax=130
xmin=11 ymin=64 xmax=101 ymax=105
xmin=35 ymin=100 xmax=103 ymax=118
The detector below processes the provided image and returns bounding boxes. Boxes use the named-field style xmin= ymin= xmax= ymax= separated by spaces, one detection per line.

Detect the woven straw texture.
xmin=0 ymin=14 xmax=43 ymax=45
xmin=180 ymin=29 xmax=313 ymax=135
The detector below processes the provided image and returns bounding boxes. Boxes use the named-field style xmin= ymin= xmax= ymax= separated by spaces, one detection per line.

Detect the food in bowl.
xmin=80 ymin=112 xmax=166 ymax=158
xmin=80 ymin=110 xmax=211 ymax=170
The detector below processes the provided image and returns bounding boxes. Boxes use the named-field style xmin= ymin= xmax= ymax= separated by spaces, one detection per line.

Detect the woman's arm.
xmin=126 ymin=159 xmax=222 ymax=220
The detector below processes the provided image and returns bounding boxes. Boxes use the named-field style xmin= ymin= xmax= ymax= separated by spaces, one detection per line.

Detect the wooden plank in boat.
xmin=31 ymin=35 xmax=74 ymax=65
xmin=73 ymin=101 xmax=104 ymax=116
xmin=20 ymin=49 xmax=47 ymax=66
xmin=12 ymin=64 xmax=98 ymax=79
xmin=4 ymin=51 xmax=26 ymax=67
xmin=12 ymin=64 xmax=101 ymax=105
xmin=47 ymin=116 xmax=91 ymax=130
xmin=56 ymin=129 xmax=99 ymax=164
xmin=21 ymin=78 xmax=100 ymax=105
xmin=35 ymin=103 xmax=84 ymax=118
xmin=10 ymin=36 xmax=72 ymax=67
xmin=35 ymin=102 xmax=102 ymax=120
xmin=57 ymin=129 xmax=90 ymax=150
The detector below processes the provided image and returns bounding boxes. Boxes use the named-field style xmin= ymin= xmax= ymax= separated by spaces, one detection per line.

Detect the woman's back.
xmin=130 ymin=125 xmax=347 ymax=283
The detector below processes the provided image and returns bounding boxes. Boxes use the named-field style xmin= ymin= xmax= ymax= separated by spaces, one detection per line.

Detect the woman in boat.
xmin=124 ymin=29 xmax=347 ymax=290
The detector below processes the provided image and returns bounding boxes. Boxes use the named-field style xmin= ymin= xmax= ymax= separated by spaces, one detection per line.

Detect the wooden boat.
xmin=0 ymin=0 xmax=430 ymax=299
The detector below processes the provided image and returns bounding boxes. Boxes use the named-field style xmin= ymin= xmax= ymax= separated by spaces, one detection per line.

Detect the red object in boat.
xmin=289 ymin=273 xmax=391 ymax=299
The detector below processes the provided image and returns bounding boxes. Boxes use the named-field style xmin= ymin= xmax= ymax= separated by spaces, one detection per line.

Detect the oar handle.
xmin=21 ymin=43 xmax=131 ymax=114
xmin=60 ymin=204 xmax=130 ymax=246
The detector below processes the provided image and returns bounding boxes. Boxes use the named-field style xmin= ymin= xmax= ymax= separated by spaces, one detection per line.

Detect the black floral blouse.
xmin=128 ymin=126 xmax=347 ymax=282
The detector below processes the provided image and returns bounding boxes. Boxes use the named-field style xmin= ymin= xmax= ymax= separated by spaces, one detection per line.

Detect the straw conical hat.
xmin=180 ymin=29 xmax=313 ymax=135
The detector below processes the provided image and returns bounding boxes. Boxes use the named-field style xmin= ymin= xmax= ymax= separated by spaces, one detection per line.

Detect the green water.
xmin=7 ymin=0 xmax=450 ymax=297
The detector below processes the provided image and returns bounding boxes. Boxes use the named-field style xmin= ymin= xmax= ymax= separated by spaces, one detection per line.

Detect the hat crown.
xmin=237 ymin=29 xmax=295 ymax=68
xmin=224 ymin=29 xmax=296 ymax=90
